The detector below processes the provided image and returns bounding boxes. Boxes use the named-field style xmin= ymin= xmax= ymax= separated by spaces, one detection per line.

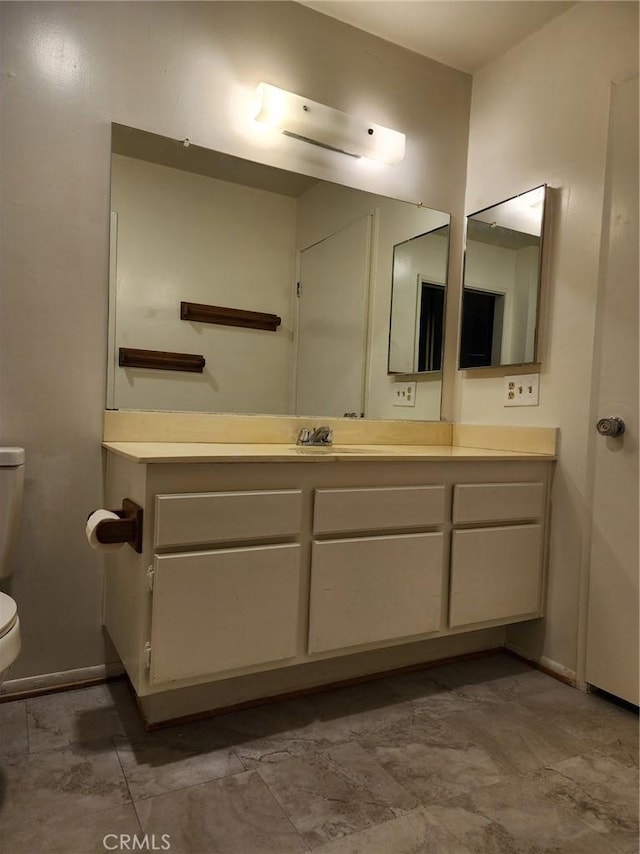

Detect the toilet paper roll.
xmin=86 ymin=509 xmax=125 ymax=553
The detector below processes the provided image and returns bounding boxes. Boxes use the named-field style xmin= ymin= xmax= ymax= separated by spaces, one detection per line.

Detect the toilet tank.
xmin=0 ymin=448 xmax=25 ymax=580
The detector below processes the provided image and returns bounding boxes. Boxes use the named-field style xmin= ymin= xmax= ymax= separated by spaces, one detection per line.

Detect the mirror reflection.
xmin=108 ymin=124 xmax=450 ymax=420
xmin=388 ymin=226 xmax=449 ymax=374
xmin=459 ymin=185 xmax=546 ymax=369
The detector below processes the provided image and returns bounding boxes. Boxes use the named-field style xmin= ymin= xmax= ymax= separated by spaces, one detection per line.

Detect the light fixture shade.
xmin=254 ymin=82 xmax=406 ymax=165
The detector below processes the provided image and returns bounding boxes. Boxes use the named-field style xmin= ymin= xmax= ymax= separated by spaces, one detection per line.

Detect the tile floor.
xmin=0 ymin=653 xmax=637 ymax=854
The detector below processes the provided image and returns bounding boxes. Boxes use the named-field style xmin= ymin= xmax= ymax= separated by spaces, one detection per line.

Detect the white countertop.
xmin=102 ymin=441 xmax=556 ymax=464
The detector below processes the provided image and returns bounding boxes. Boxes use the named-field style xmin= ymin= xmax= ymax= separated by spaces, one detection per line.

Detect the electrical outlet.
xmin=393 ymin=381 xmax=417 ymax=407
xmin=504 ymin=374 xmax=540 ymax=407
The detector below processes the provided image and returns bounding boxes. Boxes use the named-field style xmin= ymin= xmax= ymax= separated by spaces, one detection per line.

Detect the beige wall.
xmin=110 ymin=154 xmax=297 ymax=414
xmin=457 ymin=1 xmax=639 ymax=674
xmin=0 ymin=1 xmax=470 ymax=679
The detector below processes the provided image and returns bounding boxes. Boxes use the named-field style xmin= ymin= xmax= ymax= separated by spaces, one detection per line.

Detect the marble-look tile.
xmin=136 ymin=769 xmax=309 ymax=853
xmin=534 ymin=751 xmax=639 ymax=852
xmin=26 ymin=680 xmax=144 ymax=753
xmin=308 ymin=679 xmax=417 ymax=743
xmin=425 ymin=654 xmax=563 ymax=706
xmin=257 ymin=741 xmax=417 ymax=847
xmin=1 ymin=803 xmax=142 ymax=854
xmin=522 ymin=684 xmax=639 ymax=756
xmin=358 ymin=712 xmax=506 ymax=806
xmin=0 ymin=698 xmax=28 ymax=757
xmin=440 ymin=700 xmax=585 ymax=775
xmin=311 ymin=806 xmax=473 ymax=854
xmin=0 ymin=739 xmax=130 ymax=843
xmin=385 ymin=669 xmax=484 ymax=718
xmin=424 ymin=774 xmax=610 ymax=854
xmin=219 ymin=695 xmax=333 ymax=767
xmin=114 ymin=719 xmax=244 ymax=799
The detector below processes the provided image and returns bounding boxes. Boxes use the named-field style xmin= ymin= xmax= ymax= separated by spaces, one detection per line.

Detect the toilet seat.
xmin=0 ymin=592 xmax=17 ymax=639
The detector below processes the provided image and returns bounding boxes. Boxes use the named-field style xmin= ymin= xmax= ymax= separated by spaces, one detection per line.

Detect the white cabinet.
xmin=155 ymin=490 xmax=302 ymax=548
xmin=450 ymin=525 xmax=543 ymax=627
xmin=103 ymin=454 xmax=552 ymax=703
xmin=309 ymin=533 xmax=443 ymax=653
xmin=150 ymin=544 xmax=301 ymax=684
xmin=449 ymin=481 xmax=546 ymax=628
xmin=313 ymin=485 xmax=446 ymax=534
xmin=452 ymin=482 xmax=545 ymax=524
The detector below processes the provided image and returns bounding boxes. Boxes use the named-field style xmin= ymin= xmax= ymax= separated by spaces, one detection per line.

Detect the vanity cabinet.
xmin=102 ymin=452 xmax=553 ymax=708
xmin=449 ymin=482 xmax=546 ymax=627
xmin=149 ymin=489 xmax=303 ymax=684
xmin=309 ymin=533 xmax=443 ymax=653
xmin=309 ymin=486 xmax=446 ymax=653
xmin=150 ymin=544 xmax=301 ymax=684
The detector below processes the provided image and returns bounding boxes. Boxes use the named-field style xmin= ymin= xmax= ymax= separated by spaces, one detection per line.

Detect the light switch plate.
xmin=504 ymin=374 xmax=540 ymax=407
xmin=393 ymin=381 xmax=417 ymax=407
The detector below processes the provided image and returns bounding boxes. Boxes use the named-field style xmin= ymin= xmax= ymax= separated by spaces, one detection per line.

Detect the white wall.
xmin=111 ymin=154 xmax=296 ymax=414
xmin=457 ymin=1 xmax=639 ymax=674
xmin=0 ymin=1 xmax=470 ymax=679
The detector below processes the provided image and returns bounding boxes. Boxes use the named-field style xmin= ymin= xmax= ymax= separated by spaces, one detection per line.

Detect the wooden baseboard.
xmin=504 ymin=646 xmax=576 ymax=687
xmin=142 ymin=647 xmax=506 ymax=731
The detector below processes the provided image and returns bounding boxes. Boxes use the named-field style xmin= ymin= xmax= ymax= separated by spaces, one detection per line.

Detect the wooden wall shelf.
xmin=119 ymin=347 xmax=205 ymax=373
xmin=181 ymin=301 xmax=281 ymax=332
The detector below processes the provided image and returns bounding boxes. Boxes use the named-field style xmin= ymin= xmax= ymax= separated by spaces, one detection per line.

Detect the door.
xmin=295 ymin=216 xmax=372 ymax=417
xmin=585 ymin=75 xmax=639 ymax=705
xmin=459 ymin=289 xmax=504 ymax=368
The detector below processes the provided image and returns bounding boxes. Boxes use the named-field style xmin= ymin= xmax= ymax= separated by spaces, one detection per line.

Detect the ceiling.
xmin=299 ymin=1 xmax=576 ymax=73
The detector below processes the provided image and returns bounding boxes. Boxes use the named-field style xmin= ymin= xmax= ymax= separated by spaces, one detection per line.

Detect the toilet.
xmin=0 ymin=447 xmax=25 ymax=684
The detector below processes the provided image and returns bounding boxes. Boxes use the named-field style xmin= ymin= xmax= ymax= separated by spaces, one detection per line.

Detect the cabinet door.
xmin=452 ymin=482 xmax=544 ymax=524
xmin=450 ymin=525 xmax=542 ymax=628
xmin=309 ymin=533 xmax=443 ymax=654
xmin=149 ymin=544 xmax=300 ymax=684
xmin=155 ymin=490 xmax=302 ymax=548
xmin=314 ymin=486 xmax=446 ymax=534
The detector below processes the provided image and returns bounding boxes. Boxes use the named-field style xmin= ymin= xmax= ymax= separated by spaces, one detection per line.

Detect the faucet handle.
xmin=297 ymin=427 xmax=312 ymax=445
xmin=311 ymin=426 xmax=333 ymax=445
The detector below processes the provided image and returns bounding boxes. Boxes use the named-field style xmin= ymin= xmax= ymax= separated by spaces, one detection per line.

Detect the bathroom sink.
xmin=291 ymin=446 xmax=390 ymax=455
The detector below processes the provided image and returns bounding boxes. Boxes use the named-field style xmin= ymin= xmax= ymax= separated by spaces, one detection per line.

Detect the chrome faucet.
xmin=296 ymin=425 xmax=333 ymax=446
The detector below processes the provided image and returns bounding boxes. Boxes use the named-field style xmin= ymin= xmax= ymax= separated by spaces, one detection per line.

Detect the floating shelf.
xmin=180 ymin=301 xmax=282 ymax=332
xmin=119 ymin=347 xmax=205 ymax=373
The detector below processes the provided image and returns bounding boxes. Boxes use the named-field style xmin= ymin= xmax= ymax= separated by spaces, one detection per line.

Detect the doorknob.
xmin=596 ymin=416 xmax=626 ymax=437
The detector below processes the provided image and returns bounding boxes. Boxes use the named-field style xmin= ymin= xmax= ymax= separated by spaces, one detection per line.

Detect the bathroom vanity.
xmin=101 ymin=416 xmax=556 ymax=723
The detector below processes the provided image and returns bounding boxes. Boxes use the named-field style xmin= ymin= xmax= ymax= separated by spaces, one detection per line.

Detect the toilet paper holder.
xmin=90 ymin=499 xmax=143 ymax=553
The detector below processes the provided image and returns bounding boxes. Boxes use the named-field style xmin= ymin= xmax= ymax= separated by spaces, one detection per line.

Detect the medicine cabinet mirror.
xmin=107 ymin=123 xmax=450 ymax=421
xmin=459 ymin=185 xmax=547 ymax=369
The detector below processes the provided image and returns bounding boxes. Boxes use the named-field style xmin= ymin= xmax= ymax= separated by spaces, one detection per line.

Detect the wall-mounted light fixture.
xmin=253 ymin=82 xmax=406 ymax=165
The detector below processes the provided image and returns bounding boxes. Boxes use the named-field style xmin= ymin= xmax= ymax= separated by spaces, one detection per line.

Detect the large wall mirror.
xmin=459 ymin=185 xmax=547 ymax=369
xmin=108 ymin=124 xmax=450 ymax=421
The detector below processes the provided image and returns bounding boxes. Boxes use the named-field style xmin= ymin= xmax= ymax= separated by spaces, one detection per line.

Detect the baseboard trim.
xmin=0 ymin=662 xmax=125 ymax=702
xmin=143 ymin=647 xmax=507 ymax=731
xmin=505 ymin=643 xmax=577 ymax=687
xmin=0 ymin=645 xmax=578 ymax=708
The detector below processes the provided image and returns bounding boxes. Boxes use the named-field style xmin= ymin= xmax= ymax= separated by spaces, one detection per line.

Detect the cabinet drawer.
xmin=149 ymin=544 xmax=301 ymax=684
xmin=154 ymin=490 xmax=302 ymax=548
xmin=449 ymin=524 xmax=543 ymax=627
xmin=313 ymin=486 xmax=446 ymax=534
xmin=453 ymin=482 xmax=545 ymax=524
xmin=308 ymin=533 xmax=443 ymax=653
